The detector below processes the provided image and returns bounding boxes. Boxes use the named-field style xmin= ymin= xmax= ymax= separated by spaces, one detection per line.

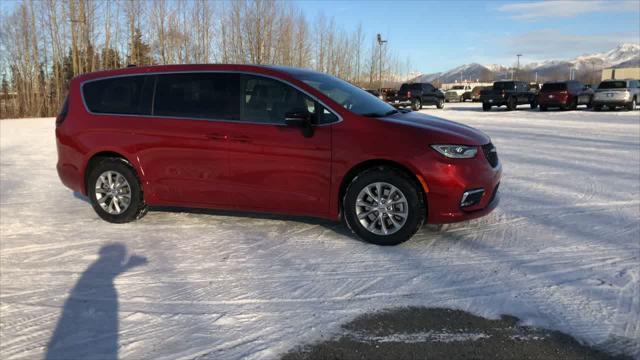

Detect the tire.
xmin=569 ymin=97 xmax=578 ymax=110
xmin=593 ymin=105 xmax=602 ymax=112
xmin=436 ymin=98 xmax=445 ymax=109
xmin=626 ymin=98 xmax=637 ymax=111
xmin=459 ymin=96 xmax=464 ymax=102
xmin=87 ymin=158 xmax=147 ymax=223
xmin=539 ymin=105 xmax=547 ymax=112
xmin=586 ymin=100 xmax=593 ymax=109
xmin=411 ymin=98 xmax=422 ymax=111
xmin=482 ymin=103 xmax=491 ymax=111
xmin=506 ymin=97 xmax=516 ymax=111
xmin=530 ymin=100 xmax=538 ymax=109
xmin=342 ymin=167 xmax=425 ymax=246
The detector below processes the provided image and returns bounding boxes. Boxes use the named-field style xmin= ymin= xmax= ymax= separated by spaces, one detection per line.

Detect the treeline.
xmin=0 ymin=0 xmax=414 ymax=119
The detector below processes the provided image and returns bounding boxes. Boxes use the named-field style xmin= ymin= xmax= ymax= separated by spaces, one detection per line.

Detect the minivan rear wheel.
xmin=88 ymin=158 xmax=147 ymax=223
xmin=343 ymin=167 xmax=425 ymax=245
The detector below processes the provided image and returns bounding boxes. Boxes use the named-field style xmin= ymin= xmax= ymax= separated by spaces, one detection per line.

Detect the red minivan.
xmin=56 ymin=64 xmax=501 ymax=245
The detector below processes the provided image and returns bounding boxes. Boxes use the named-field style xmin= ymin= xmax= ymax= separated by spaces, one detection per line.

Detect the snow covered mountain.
xmin=413 ymin=63 xmax=494 ymax=83
xmin=412 ymin=43 xmax=639 ymax=83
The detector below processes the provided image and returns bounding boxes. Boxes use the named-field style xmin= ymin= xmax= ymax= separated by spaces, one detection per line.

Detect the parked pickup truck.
xmin=480 ymin=81 xmax=538 ymax=111
xmin=393 ymin=82 xmax=445 ymax=110
xmin=445 ymin=85 xmax=472 ymax=102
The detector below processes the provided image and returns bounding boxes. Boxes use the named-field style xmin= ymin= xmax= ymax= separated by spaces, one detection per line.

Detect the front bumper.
xmin=389 ymin=99 xmax=412 ymax=107
xmin=445 ymin=93 xmax=462 ymax=101
xmin=418 ymin=151 xmax=502 ymax=224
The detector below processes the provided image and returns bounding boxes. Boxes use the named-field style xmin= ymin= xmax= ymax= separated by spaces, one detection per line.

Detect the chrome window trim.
xmin=79 ymin=70 xmax=343 ymax=127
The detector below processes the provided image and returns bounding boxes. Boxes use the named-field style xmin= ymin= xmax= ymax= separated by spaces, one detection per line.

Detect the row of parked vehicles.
xmin=371 ymin=78 xmax=640 ymax=112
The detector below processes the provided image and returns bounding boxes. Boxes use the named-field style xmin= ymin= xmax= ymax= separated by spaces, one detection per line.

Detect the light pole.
xmin=377 ymin=34 xmax=387 ymax=93
xmin=516 ymin=54 xmax=522 ymax=80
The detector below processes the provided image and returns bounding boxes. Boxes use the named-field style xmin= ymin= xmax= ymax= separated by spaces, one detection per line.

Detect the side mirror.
xmin=284 ymin=111 xmax=314 ymax=138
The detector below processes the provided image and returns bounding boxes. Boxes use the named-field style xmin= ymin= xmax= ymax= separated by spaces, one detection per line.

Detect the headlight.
xmin=431 ymin=144 xmax=478 ymax=158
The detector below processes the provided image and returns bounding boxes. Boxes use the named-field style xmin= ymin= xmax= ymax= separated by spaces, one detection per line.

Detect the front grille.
xmin=482 ymin=143 xmax=499 ymax=167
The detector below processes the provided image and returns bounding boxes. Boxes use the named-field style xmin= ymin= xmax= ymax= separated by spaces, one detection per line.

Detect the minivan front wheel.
xmin=88 ymin=158 xmax=147 ymax=223
xmin=343 ymin=167 xmax=425 ymax=245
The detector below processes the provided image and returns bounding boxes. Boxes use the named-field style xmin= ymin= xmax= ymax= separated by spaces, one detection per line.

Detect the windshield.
xmin=541 ymin=83 xmax=567 ymax=92
xmin=493 ymin=82 xmax=514 ymax=91
xmin=598 ymin=81 xmax=627 ymax=89
xmin=295 ymin=71 xmax=397 ymax=117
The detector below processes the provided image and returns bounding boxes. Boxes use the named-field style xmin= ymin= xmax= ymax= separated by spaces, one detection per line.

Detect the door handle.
xmin=205 ymin=133 xmax=227 ymax=141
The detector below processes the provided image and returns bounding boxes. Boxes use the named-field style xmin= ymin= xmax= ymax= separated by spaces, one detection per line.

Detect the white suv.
xmin=593 ymin=79 xmax=639 ymax=111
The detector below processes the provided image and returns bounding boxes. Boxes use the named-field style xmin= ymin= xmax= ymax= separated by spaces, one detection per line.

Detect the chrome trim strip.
xmin=79 ymin=70 xmax=343 ymax=127
xmin=460 ymin=188 xmax=485 ymax=206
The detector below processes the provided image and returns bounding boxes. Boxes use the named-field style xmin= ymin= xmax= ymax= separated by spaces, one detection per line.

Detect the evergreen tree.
xmin=127 ymin=27 xmax=153 ymax=66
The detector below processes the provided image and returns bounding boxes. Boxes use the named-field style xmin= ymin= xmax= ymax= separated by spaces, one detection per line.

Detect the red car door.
xmin=133 ymin=72 xmax=238 ymax=207
xmin=225 ymin=74 xmax=333 ymax=218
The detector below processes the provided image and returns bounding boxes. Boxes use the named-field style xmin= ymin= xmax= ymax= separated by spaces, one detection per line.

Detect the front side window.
xmin=240 ymin=75 xmax=337 ymax=125
xmin=83 ymin=76 xmax=153 ymax=115
xmin=293 ymin=71 xmax=396 ymax=118
xmin=154 ymin=73 xmax=240 ymax=120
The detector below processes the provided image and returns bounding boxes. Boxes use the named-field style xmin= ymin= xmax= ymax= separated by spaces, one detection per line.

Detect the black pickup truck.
xmin=480 ymin=81 xmax=538 ymax=111
xmin=392 ymin=82 xmax=445 ymax=110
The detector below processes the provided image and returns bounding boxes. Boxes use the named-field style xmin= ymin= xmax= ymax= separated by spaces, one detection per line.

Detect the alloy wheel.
xmin=95 ymin=170 xmax=132 ymax=215
xmin=355 ymin=182 xmax=408 ymax=235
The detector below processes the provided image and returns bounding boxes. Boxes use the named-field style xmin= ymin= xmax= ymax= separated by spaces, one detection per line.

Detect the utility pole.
xmin=377 ymin=34 xmax=387 ymax=93
xmin=516 ymin=54 xmax=522 ymax=80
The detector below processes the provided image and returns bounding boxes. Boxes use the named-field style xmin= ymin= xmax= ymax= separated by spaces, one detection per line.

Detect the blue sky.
xmin=297 ymin=0 xmax=640 ymax=73
xmin=1 ymin=0 xmax=638 ymax=74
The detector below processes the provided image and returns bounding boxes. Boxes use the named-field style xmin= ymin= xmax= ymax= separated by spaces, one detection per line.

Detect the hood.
xmin=378 ymin=111 xmax=491 ymax=145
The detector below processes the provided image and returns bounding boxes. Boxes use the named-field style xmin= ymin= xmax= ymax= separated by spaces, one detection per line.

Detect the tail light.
xmin=501 ymin=90 xmax=505 ymax=96
xmin=407 ymin=91 xmax=412 ymax=98
xmin=56 ymin=97 xmax=69 ymax=127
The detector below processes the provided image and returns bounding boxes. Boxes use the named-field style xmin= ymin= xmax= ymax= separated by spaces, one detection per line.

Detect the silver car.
xmin=592 ymin=79 xmax=639 ymax=111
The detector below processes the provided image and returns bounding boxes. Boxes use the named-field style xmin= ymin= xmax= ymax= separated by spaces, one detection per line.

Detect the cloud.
xmin=498 ymin=0 xmax=639 ymax=20
xmin=503 ymin=29 xmax=639 ymax=61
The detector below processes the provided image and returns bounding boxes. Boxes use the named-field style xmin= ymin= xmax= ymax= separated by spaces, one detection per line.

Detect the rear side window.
xmin=541 ymin=83 xmax=567 ymax=92
xmin=154 ymin=73 xmax=240 ymax=120
xmin=83 ymin=76 xmax=152 ymax=115
xmin=598 ymin=81 xmax=627 ymax=89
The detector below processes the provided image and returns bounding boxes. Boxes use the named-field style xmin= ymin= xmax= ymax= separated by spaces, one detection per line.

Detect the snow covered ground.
xmin=1 ymin=103 xmax=639 ymax=359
